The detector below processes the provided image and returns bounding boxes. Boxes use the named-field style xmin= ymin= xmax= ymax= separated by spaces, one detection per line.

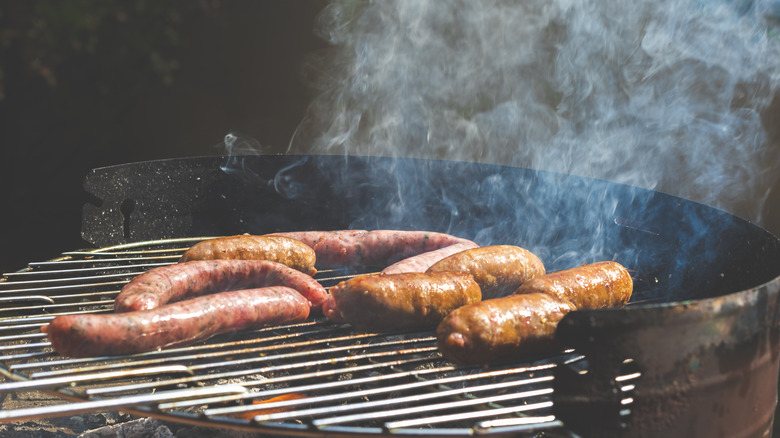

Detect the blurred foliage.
xmin=0 ymin=0 xmax=224 ymax=101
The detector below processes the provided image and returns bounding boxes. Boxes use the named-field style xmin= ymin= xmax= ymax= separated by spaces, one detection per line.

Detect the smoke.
xmin=288 ymin=0 xmax=780 ymax=226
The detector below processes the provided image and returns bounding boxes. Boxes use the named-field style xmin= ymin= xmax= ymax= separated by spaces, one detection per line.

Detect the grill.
xmin=0 ymin=237 xmax=638 ymax=436
xmin=2 ymin=155 xmax=780 ymax=437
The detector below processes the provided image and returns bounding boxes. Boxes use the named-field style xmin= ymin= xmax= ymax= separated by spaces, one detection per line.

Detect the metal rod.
xmin=0 ymin=365 xmax=194 ymax=393
xmin=0 ymin=385 xmax=247 ymax=423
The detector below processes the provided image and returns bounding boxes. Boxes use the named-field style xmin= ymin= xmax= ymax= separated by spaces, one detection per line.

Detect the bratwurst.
xmin=324 ymin=272 xmax=482 ymax=332
xmin=436 ymin=261 xmax=633 ymax=365
xmin=44 ymin=286 xmax=310 ymax=358
xmin=269 ymin=230 xmax=476 ymax=268
xmin=114 ymin=260 xmax=327 ymax=312
xmin=513 ymin=261 xmax=632 ymax=309
xmin=179 ymin=235 xmax=317 ymax=276
xmin=426 ymin=245 xmax=545 ymax=299
xmin=437 ymin=292 xmax=576 ymax=365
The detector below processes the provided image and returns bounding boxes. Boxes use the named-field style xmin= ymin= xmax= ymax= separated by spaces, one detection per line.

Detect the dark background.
xmin=1 ymin=0 xmax=329 ymax=273
xmin=2 ymin=1 xmax=780 ymax=275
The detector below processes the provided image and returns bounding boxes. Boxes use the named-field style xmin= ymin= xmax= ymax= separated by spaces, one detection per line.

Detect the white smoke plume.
xmin=289 ymin=0 xmax=780 ymax=227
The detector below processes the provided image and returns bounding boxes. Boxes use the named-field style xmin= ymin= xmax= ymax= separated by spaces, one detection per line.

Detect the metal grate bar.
xmin=29 ymin=255 xmax=181 ymax=267
xmin=1 ymin=300 xmax=115 ymax=315
xmin=3 ymin=262 xmax=170 ymax=278
xmin=62 ymin=248 xmax=191 ymax=256
xmin=0 ymin=385 xmax=248 ymax=423
xmin=0 ymin=365 xmax=194 ymax=393
xmin=0 ymin=278 xmax=130 ymax=291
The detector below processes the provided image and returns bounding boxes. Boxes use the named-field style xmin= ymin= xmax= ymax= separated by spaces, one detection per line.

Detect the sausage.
xmin=513 ymin=261 xmax=632 ymax=309
xmin=381 ymin=242 xmax=479 ymax=274
xmin=269 ymin=230 xmax=368 ymax=267
xmin=269 ymin=230 xmax=476 ymax=268
xmin=43 ymin=286 xmax=310 ymax=358
xmin=326 ymin=271 xmax=482 ymax=331
xmin=436 ymin=261 xmax=633 ymax=365
xmin=114 ymin=260 xmax=327 ymax=312
xmin=179 ymin=235 xmax=317 ymax=276
xmin=436 ymin=292 xmax=576 ymax=365
xmin=426 ymin=245 xmax=545 ymax=299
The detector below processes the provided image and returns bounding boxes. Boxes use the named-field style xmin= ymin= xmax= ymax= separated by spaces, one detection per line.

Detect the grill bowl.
xmin=1 ymin=155 xmax=779 ymax=437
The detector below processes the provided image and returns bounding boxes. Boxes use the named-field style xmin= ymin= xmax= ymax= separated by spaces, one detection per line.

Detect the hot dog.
xmin=325 ymin=271 xmax=482 ymax=331
xmin=381 ymin=242 xmax=479 ymax=274
xmin=114 ymin=260 xmax=327 ymax=312
xmin=436 ymin=292 xmax=576 ymax=365
xmin=179 ymin=235 xmax=317 ymax=276
xmin=269 ymin=230 xmax=476 ymax=268
xmin=513 ymin=261 xmax=632 ymax=309
xmin=426 ymin=245 xmax=545 ymax=299
xmin=44 ymin=286 xmax=310 ymax=358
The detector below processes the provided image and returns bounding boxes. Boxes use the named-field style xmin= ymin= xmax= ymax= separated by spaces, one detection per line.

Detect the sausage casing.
xmin=436 ymin=292 xmax=576 ymax=364
xmin=114 ymin=260 xmax=327 ymax=312
xmin=179 ymin=235 xmax=317 ymax=276
xmin=381 ymin=242 xmax=479 ymax=274
xmin=44 ymin=286 xmax=310 ymax=358
xmin=269 ymin=230 xmax=476 ymax=268
xmin=427 ymin=245 xmax=545 ymax=299
xmin=326 ymin=271 xmax=482 ymax=331
xmin=513 ymin=261 xmax=632 ymax=309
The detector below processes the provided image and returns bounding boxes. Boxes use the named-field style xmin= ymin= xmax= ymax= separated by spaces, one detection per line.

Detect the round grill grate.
xmin=0 ymin=238 xmax=638 ymax=437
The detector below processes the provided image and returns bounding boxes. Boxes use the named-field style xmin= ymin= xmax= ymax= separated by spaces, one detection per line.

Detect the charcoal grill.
xmin=1 ymin=155 xmax=780 ymax=437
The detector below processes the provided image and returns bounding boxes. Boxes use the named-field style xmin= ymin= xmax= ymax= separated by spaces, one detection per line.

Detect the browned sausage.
xmin=436 ymin=261 xmax=633 ymax=365
xmin=381 ymin=242 xmax=479 ymax=274
xmin=43 ymin=286 xmax=310 ymax=358
xmin=326 ymin=272 xmax=482 ymax=331
xmin=513 ymin=261 xmax=632 ymax=309
xmin=426 ymin=245 xmax=545 ymax=299
xmin=269 ymin=230 xmax=476 ymax=268
xmin=436 ymin=292 xmax=576 ymax=365
xmin=114 ymin=260 xmax=327 ymax=312
xmin=179 ymin=235 xmax=317 ymax=276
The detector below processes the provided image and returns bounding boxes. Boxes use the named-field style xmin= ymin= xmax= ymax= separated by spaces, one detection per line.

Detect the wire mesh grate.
xmin=0 ymin=237 xmax=637 ymax=436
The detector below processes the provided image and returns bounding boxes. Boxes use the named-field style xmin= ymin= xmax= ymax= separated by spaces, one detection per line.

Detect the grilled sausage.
xmin=114 ymin=260 xmax=327 ymax=312
xmin=513 ymin=261 xmax=632 ymax=309
xmin=269 ymin=230 xmax=476 ymax=268
xmin=436 ymin=261 xmax=633 ymax=364
xmin=44 ymin=286 xmax=310 ymax=358
xmin=326 ymin=272 xmax=482 ymax=331
xmin=179 ymin=235 xmax=317 ymax=276
xmin=381 ymin=242 xmax=479 ymax=274
xmin=426 ymin=245 xmax=545 ymax=299
xmin=436 ymin=292 xmax=576 ymax=365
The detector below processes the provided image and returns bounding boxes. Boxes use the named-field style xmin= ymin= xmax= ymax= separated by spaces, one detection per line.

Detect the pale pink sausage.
xmin=114 ymin=260 xmax=327 ymax=312
xmin=269 ymin=230 xmax=476 ymax=268
xmin=45 ymin=286 xmax=311 ymax=358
